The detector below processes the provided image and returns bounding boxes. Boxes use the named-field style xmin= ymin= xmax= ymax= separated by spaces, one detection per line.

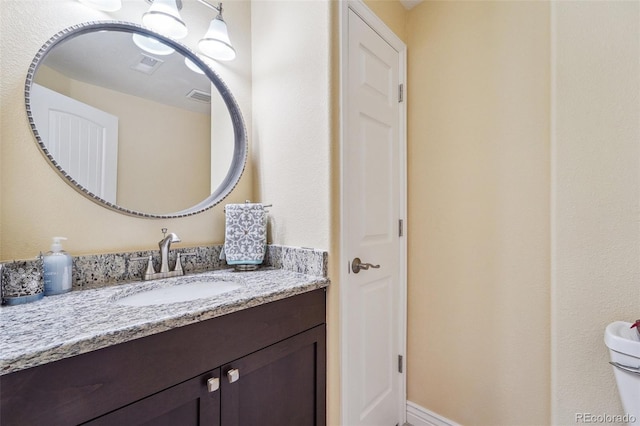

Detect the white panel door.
xmin=343 ymin=7 xmax=406 ymax=426
xmin=30 ymin=83 xmax=119 ymax=203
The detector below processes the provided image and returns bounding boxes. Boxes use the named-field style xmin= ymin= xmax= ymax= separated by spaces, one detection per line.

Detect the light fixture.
xmin=142 ymin=0 xmax=188 ymax=40
xmin=184 ymin=57 xmax=205 ymax=75
xmin=132 ymin=33 xmax=175 ymax=56
xmin=78 ymin=0 xmax=236 ymax=62
xmin=77 ymin=0 xmax=122 ymax=11
xmin=197 ymin=2 xmax=236 ymax=61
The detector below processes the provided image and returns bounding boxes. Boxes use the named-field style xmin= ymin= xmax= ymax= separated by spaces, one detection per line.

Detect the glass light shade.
xmin=198 ymin=17 xmax=236 ymax=61
xmin=132 ymin=33 xmax=175 ymax=56
xmin=142 ymin=0 xmax=187 ymax=40
xmin=184 ymin=57 xmax=205 ymax=74
xmin=78 ymin=0 xmax=122 ymax=12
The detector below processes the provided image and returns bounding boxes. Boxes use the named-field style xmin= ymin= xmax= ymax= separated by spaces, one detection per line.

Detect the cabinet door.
xmin=84 ymin=369 xmax=221 ymax=426
xmin=221 ymin=325 xmax=326 ymax=426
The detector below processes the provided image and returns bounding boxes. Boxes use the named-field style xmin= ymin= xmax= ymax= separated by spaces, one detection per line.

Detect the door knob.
xmin=351 ymin=257 xmax=380 ymax=274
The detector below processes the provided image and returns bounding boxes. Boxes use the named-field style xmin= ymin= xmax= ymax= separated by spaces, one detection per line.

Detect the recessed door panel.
xmin=358 ymin=44 xmax=392 ymax=103
xmin=359 ymin=277 xmax=393 ymax=418
xmin=358 ymin=113 xmax=394 ymax=245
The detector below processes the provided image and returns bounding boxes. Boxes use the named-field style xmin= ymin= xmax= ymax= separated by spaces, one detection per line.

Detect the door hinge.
xmin=399 ymin=219 xmax=403 ymax=237
xmin=398 ymin=84 xmax=404 ymax=103
xmin=398 ymin=355 xmax=403 ymax=373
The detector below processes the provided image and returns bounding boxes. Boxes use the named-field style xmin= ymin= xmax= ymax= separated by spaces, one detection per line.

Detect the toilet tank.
xmin=605 ymin=321 xmax=640 ymax=420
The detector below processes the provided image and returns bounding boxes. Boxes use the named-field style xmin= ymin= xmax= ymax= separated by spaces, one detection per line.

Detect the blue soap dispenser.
xmin=43 ymin=237 xmax=72 ymax=296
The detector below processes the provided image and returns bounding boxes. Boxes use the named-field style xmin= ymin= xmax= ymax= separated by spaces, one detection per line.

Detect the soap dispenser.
xmin=43 ymin=237 xmax=72 ymax=296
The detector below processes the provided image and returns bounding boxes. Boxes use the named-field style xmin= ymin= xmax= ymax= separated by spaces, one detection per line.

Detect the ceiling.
xmin=399 ymin=0 xmax=423 ymax=10
xmin=39 ymin=29 xmax=213 ymax=114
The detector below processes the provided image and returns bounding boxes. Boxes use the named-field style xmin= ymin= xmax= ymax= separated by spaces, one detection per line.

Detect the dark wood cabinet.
xmin=1 ymin=289 xmax=326 ymax=426
xmin=221 ymin=326 xmax=326 ymax=426
xmin=84 ymin=369 xmax=221 ymax=426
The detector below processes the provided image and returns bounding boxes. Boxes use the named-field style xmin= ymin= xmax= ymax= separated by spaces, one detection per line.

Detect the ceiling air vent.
xmin=186 ymin=89 xmax=211 ymax=103
xmin=130 ymin=53 xmax=164 ymax=75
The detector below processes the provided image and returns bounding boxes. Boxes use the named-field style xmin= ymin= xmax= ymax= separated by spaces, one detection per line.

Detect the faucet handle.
xmin=131 ymin=256 xmax=155 ymax=278
xmin=174 ymin=252 xmax=196 ymax=274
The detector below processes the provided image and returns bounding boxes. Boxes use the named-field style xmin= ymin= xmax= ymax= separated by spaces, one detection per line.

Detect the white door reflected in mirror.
xmin=31 ymin=84 xmax=119 ymax=204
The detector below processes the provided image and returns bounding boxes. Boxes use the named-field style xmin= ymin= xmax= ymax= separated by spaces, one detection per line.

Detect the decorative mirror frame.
xmin=25 ymin=21 xmax=247 ymax=218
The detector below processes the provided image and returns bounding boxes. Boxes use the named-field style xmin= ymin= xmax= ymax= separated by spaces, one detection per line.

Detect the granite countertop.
xmin=0 ymin=268 xmax=329 ymax=375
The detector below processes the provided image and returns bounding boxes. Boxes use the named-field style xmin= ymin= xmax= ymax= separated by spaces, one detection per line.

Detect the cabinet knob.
xmin=207 ymin=377 xmax=220 ymax=392
xmin=227 ymin=368 xmax=240 ymax=383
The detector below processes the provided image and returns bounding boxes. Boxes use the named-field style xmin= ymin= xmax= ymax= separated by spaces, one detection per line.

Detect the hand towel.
xmin=221 ymin=203 xmax=267 ymax=265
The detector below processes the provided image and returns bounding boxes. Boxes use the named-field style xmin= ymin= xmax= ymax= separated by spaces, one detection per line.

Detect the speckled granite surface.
xmin=0 ymin=246 xmax=226 ymax=298
xmin=0 ymin=268 xmax=328 ymax=375
xmin=73 ymin=245 xmax=226 ymax=290
xmin=1 ymin=258 xmax=43 ymax=298
xmin=1 ymin=244 xmax=327 ymax=296
xmin=266 ymin=245 xmax=328 ymax=277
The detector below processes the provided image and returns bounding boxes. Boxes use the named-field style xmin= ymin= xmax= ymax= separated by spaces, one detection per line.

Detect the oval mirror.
xmin=25 ymin=21 xmax=247 ymax=218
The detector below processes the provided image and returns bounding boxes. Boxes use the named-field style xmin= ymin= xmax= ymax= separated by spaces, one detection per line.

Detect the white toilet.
xmin=605 ymin=321 xmax=640 ymax=420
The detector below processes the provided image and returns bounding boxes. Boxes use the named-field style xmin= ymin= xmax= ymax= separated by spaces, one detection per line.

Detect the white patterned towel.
xmin=221 ymin=203 xmax=267 ymax=265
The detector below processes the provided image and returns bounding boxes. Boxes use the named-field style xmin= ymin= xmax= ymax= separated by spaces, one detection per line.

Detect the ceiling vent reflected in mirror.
xmin=77 ymin=0 xmax=237 ymax=62
xmin=130 ymin=53 xmax=164 ymax=75
xmin=186 ymin=89 xmax=212 ymax=104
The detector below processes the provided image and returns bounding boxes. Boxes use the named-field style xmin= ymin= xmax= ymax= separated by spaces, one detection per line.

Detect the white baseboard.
xmin=406 ymin=401 xmax=461 ymax=426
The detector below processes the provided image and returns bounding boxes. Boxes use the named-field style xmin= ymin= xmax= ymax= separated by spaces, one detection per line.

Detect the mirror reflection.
xmin=28 ymin=24 xmax=243 ymax=217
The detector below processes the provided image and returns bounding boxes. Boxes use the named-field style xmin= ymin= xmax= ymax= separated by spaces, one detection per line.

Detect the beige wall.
xmin=406 ymin=2 xmax=551 ymax=424
xmin=0 ymin=0 xmax=253 ymax=259
xmin=251 ymin=0 xmax=331 ymax=251
xmin=363 ymin=0 xmax=407 ymax=43
xmin=552 ymin=1 xmax=640 ymax=423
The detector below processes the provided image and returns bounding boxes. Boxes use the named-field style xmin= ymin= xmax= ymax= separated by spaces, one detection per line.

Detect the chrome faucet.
xmin=159 ymin=232 xmax=181 ymax=273
xmin=132 ymin=229 xmax=194 ymax=281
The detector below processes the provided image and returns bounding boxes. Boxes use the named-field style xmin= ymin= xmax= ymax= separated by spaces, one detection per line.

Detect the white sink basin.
xmin=115 ymin=280 xmax=242 ymax=306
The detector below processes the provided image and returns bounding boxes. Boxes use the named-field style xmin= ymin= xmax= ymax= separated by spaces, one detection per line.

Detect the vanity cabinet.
xmin=1 ymin=289 xmax=326 ymax=426
xmin=220 ymin=327 xmax=324 ymax=426
xmin=84 ymin=369 xmax=222 ymax=425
